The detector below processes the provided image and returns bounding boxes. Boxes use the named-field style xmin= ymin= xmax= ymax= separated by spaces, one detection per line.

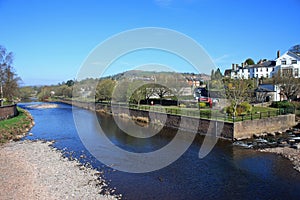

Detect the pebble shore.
xmin=0 ymin=140 xmax=118 ymax=200
xmin=259 ymin=147 xmax=300 ymax=172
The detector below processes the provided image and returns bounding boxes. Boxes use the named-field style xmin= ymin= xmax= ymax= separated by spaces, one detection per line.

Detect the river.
xmin=19 ymin=102 xmax=300 ymax=199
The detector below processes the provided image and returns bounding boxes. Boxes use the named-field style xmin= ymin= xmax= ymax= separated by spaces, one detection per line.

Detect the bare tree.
xmin=273 ymin=72 xmax=300 ymax=100
xmin=0 ymin=46 xmax=20 ymax=105
xmin=154 ymin=85 xmax=171 ymax=105
xmin=225 ymin=79 xmax=253 ymax=116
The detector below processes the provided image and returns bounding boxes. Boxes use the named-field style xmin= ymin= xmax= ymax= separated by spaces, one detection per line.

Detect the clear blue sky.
xmin=1 ymin=0 xmax=299 ymax=86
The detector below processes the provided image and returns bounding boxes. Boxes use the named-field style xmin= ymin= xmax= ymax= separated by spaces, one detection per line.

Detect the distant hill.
xmin=108 ymin=70 xmax=210 ymax=81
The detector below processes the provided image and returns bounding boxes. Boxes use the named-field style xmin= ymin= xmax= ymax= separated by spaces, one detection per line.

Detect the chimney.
xmin=232 ymin=63 xmax=235 ymax=70
xmin=277 ymin=50 xmax=280 ymax=58
xmin=241 ymin=63 xmax=244 ymax=68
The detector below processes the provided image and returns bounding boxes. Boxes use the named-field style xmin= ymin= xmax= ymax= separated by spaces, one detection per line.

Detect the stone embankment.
xmin=0 ymin=140 xmax=119 ymax=199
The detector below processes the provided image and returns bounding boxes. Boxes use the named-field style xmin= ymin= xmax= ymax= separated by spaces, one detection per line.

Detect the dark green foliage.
xmin=270 ymin=101 xmax=294 ymax=109
xmin=66 ymin=80 xmax=75 ymax=87
xmin=245 ymin=58 xmax=255 ymax=65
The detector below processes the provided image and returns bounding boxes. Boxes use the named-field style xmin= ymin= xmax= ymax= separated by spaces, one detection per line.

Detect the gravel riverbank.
xmin=0 ymin=140 xmax=118 ymax=200
xmin=259 ymin=147 xmax=300 ymax=172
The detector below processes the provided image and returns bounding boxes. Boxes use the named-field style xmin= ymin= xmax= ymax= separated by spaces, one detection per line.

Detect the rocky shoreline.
xmin=259 ymin=147 xmax=300 ymax=172
xmin=233 ymin=126 xmax=300 ymax=173
xmin=0 ymin=140 xmax=119 ymax=199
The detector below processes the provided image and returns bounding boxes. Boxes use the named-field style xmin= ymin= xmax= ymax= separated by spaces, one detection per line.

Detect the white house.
xmin=255 ymin=84 xmax=281 ymax=102
xmin=227 ymin=50 xmax=300 ymax=79
xmin=229 ymin=61 xmax=276 ymax=79
xmin=271 ymin=51 xmax=300 ymax=77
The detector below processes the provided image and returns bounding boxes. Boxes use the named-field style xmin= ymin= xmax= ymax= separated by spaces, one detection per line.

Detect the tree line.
xmin=35 ymin=72 xmax=189 ymax=106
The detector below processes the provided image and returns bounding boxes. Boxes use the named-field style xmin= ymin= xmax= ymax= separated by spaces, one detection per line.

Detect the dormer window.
xmin=292 ymin=60 xmax=297 ymax=64
xmin=281 ymin=60 xmax=286 ymax=65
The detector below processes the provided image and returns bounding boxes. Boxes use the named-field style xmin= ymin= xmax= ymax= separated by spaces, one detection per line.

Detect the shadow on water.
xmin=19 ymin=102 xmax=300 ymax=200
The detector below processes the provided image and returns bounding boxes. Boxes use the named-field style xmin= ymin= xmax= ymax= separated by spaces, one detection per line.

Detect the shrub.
xmin=270 ymin=101 xmax=294 ymax=109
xmin=199 ymin=102 xmax=207 ymax=108
xmin=291 ymin=101 xmax=300 ymax=110
xmin=238 ymin=102 xmax=252 ymax=114
xmin=179 ymin=104 xmax=186 ymax=108
xmin=224 ymin=102 xmax=252 ymax=116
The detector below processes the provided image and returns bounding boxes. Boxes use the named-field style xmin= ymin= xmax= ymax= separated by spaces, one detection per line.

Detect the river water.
xmin=19 ymin=102 xmax=300 ymax=199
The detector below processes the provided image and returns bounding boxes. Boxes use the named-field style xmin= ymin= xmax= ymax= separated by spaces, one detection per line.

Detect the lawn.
xmin=0 ymin=107 xmax=33 ymax=143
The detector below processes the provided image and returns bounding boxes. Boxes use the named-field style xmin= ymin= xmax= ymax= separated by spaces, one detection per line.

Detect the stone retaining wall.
xmin=0 ymin=104 xmax=18 ymax=120
xmin=56 ymin=99 xmax=296 ymax=141
xmin=233 ymin=114 xmax=296 ymax=140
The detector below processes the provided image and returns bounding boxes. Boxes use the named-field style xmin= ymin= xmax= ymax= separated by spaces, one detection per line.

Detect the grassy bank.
xmin=0 ymin=107 xmax=34 ymax=143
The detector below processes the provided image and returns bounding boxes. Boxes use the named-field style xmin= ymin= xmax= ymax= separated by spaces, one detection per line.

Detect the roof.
xmin=287 ymin=51 xmax=300 ymax=60
xmin=244 ymin=61 xmax=276 ymax=69
xmin=255 ymin=84 xmax=276 ymax=92
xmin=224 ymin=69 xmax=232 ymax=76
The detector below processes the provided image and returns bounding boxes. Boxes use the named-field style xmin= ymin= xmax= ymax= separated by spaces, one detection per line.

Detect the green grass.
xmin=0 ymin=107 xmax=33 ymax=143
xmin=252 ymin=106 xmax=278 ymax=113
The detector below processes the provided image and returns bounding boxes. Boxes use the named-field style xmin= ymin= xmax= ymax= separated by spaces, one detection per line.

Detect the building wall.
xmin=231 ymin=66 xmax=275 ymax=79
xmin=272 ymin=52 xmax=300 ymax=78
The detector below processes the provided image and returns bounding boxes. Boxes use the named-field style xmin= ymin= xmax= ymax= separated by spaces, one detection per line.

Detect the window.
xmin=248 ymin=74 xmax=250 ymax=79
xmin=295 ymin=68 xmax=299 ymax=77
xmin=256 ymin=68 xmax=258 ymax=72
xmin=282 ymin=68 xmax=293 ymax=76
xmin=256 ymin=74 xmax=258 ymax=78
xmin=242 ymin=69 xmax=244 ymax=73
xmin=292 ymin=60 xmax=297 ymax=64
xmin=266 ymin=74 xmax=269 ymax=78
xmin=260 ymin=68 xmax=262 ymax=72
xmin=281 ymin=60 xmax=286 ymax=65
xmin=266 ymin=68 xmax=269 ymax=72
xmin=272 ymin=67 xmax=275 ymax=71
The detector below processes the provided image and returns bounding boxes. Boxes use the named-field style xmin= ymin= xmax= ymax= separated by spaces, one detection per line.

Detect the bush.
xmin=224 ymin=102 xmax=252 ymax=116
xmin=199 ymin=102 xmax=207 ymax=108
xmin=225 ymin=105 xmax=235 ymax=115
xmin=179 ymin=104 xmax=186 ymax=108
xmin=270 ymin=101 xmax=294 ymax=109
xmin=291 ymin=101 xmax=300 ymax=110
xmin=238 ymin=102 xmax=252 ymax=114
